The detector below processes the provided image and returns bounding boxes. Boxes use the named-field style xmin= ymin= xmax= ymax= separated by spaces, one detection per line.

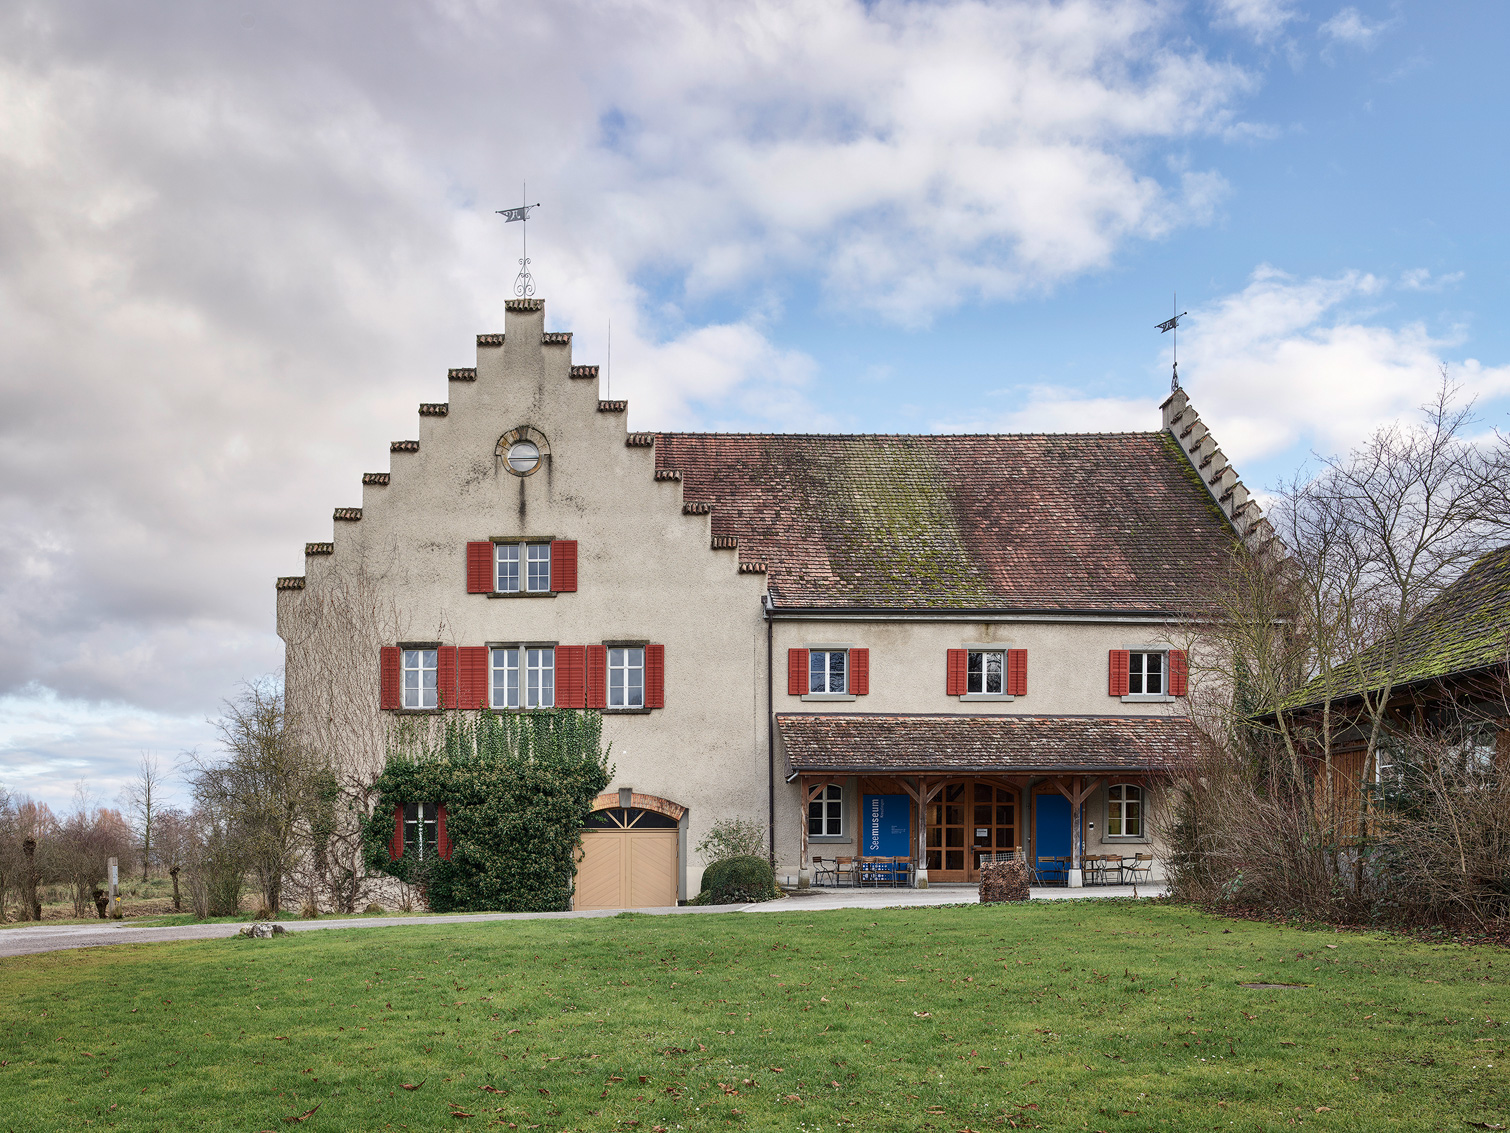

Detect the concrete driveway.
xmin=0 ymin=883 xmax=1166 ymax=959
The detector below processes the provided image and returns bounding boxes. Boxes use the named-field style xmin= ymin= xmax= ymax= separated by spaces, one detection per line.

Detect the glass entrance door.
xmin=927 ymin=780 xmax=1019 ymax=881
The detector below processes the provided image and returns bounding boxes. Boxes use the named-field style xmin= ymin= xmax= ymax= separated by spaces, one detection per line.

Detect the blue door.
xmin=1034 ymin=793 xmax=1070 ymax=883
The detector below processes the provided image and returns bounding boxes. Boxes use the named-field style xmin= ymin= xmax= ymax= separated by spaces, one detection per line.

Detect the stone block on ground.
xmin=239 ymin=921 xmax=287 ymax=938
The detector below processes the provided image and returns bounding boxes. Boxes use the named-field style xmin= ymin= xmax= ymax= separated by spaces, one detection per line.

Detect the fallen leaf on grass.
xmin=284 ymin=1105 xmax=321 ymax=1124
xmin=401 ymin=1080 xmax=426 ymax=1090
xmin=479 ymin=1085 xmax=506 ymax=1094
xmin=1279 ymin=1041 xmax=1296 ymax=1047
xmin=914 ymin=1012 xmax=932 ymax=1018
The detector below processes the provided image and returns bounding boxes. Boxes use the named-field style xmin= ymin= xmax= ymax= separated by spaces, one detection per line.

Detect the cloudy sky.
xmin=3 ymin=0 xmax=1508 ymax=811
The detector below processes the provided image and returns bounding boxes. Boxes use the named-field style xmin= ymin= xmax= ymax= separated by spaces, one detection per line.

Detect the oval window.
xmin=506 ymin=440 xmax=541 ymax=475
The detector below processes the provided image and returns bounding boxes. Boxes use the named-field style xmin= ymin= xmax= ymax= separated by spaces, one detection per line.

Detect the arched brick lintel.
xmin=591 ymin=792 xmax=687 ymax=822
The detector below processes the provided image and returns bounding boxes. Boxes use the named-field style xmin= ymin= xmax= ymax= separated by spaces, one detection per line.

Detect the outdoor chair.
xmin=889 ymin=857 xmax=912 ymax=887
xmin=1035 ymin=856 xmax=1068 ymax=885
xmin=812 ymin=856 xmax=837 ymax=887
xmin=1122 ymin=853 xmax=1153 ymax=884
xmin=834 ymin=856 xmax=856 ymax=887
xmin=1082 ymin=854 xmax=1107 ymax=885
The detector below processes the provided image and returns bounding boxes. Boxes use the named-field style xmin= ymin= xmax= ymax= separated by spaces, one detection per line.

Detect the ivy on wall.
xmin=362 ymin=711 xmax=612 ymax=912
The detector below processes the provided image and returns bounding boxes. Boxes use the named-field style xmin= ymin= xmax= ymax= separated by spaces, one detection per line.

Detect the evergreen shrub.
xmin=362 ymin=711 xmax=611 ymax=913
xmin=699 ymin=854 xmax=780 ymax=904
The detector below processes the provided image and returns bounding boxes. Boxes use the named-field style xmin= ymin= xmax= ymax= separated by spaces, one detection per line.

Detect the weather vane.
xmin=1156 ymin=294 xmax=1187 ymax=392
xmin=497 ymin=184 xmax=541 ymax=298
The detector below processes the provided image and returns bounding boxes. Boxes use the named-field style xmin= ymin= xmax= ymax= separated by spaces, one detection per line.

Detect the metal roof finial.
xmin=1156 ymin=294 xmax=1188 ymax=393
xmin=497 ymin=183 xmax=541 ymax=298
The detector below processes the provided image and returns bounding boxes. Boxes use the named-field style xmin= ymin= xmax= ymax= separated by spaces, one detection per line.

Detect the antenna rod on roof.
xmin=1156 ymin=294 xmax=1187 ymax=393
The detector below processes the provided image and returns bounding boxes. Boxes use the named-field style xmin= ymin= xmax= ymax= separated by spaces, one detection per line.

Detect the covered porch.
xmin=776 ymin=713 xmax=1192 ymax=889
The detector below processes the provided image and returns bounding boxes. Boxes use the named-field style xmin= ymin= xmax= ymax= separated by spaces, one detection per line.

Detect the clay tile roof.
xmin=653 ymin=432 xmax=1231 ymax=611
xmin=1285 ymin=543 xmax=1510 ymax=709
xmin=777 ymin=713 xmax=1194 ymax=775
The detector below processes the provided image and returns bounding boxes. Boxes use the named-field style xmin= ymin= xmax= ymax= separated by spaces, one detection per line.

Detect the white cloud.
xmin=1178 ymin=266 xmax=1510 ymax=464
xmin=1209 ymin=0 xmax=1301 ymax=42
xmin=1319 ymin=6 xmax=1393 ymax=48
xmin=0 ymin=0 xmax=1264 ymax=805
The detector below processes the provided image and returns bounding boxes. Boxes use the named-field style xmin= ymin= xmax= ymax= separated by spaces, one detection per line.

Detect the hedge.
xmin=698 ymin=854 xmax=780 ymax=904
xmin=362 ymin=711 xmax=612 ymax=912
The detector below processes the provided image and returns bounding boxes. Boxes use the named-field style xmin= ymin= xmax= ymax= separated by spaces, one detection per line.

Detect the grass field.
xmin=1 ymin=900 xmax=1506 ymax=1131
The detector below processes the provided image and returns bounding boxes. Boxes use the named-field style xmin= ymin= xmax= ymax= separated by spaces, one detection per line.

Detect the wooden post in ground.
xmin=22 ymin=837 xmax=40 ymax=921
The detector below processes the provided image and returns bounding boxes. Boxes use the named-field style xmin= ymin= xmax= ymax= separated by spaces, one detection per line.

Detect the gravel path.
xmin=0 ymin=883 xmax=1165 ymax=958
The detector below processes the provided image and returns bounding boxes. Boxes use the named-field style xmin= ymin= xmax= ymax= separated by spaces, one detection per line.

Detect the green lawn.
xmin=0 ymin=901 xmax=1506 ymax=1131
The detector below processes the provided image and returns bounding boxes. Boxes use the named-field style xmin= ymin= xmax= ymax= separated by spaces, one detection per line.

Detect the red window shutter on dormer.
xmin=457 ymin=647 xmax=488 ymax=710
xmin=466 ymin=541 xmax=494 ymax=593
xmin=557 ymin=646 xmax=586 ymax=708
xmin=380 ymin=646 xmax=401 ymax=710
xmin=1168 ymin=649 xmax=1189 ymax=697
xmin=645 ymin=644 xmax=665 ymax=709
xmin=946 ymin=649 xmax=967 ymax=696
xmin=389 ymin=804 xmax=404 ymax=859
xmin=437 ymin=803 xmax=452 ymax=860
xmin=436 ymin=646 xmax=458 ymax=710
xmin=849 ymin=648 xmax=869 ymax=695
xmin=787 ymin=649 xmax=808 ymax=696
xmin=1108 ymin=650 xmax=1130 ymax=697
xmin=1007 ymin=649 xmax=1027 ymax=696
xmin=585 ymin=645 xmax=607 ymax=709
xmin=551 ymin=541 xmax=578 ymax=592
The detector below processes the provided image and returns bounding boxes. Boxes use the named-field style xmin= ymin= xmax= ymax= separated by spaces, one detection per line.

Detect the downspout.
xmin=765 ymin=591 xmax=776 ymax=866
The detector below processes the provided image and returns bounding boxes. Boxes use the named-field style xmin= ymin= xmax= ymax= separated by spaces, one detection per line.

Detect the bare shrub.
xmin=695 ymin=817 xmax=768 ymax=865
xmin=51 ymin=792 xmax=134 ymax=918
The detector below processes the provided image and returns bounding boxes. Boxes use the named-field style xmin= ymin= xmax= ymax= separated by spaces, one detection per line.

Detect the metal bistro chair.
xmin=889 ymin=857 xmax=913 ymax=888
xmin=812 ymin=856 xmax=837 ymax=887
xmin=1036 ymin=856 xmax=1069 ymax=885
xmin=862 ymin=856 xmax=896 ymax=887
xmin=1122 ymin=853 xmax=1153 ymax=885
xmin=1081 ymin=854 xmax=1106 ymax=885
xmin=834 ymin=856 xmax=857 ymax=888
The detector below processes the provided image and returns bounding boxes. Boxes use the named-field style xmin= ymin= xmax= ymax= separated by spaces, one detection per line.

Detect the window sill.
xmin=1100 ymin=837 xmax=1151 ymax=845
xmin=1120 ymin=694 xmax=1174 ymax=704
xmin=808 ymin=834 xmax=850 ymax=844
xmin=603 ymin=707 xmax=653 ymax=715
xmin=801 ymin=693 xmax=856 ymax=702
xmin=486 ymin=591 xmax=558 ymax=599
xmin=959 ymin=693 xmax=1015 ymax=702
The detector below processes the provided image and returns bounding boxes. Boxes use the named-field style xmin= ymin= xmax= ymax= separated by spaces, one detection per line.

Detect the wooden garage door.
xmin=576 ymin=807 xmax=679 ymax=910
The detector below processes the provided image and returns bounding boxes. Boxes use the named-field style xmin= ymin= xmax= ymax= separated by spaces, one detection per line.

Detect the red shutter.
xmin=551 ymin=540 xmax=578 ymax=592
xmin=1008 ymin=649 xmax=1027 ymax=696
xmin=557 ymin=646 xmax=586 ymax=708
xmin=458 ymin=646 xmax=488 ymax=710
xmin=1109 ymin=650 xmax=1130 ymax=697
xmin=787 ymin=648 xmax=808 ymax=696
xmin=946 ymin=649 xmax=967 ymax=696
xmin=585 ymin=645 xmax=607 ymax=709
xmin=849 ymin=648 xmax=869 ymax=695
xmin=436 ymin=646 xmax=458 ymax=710
xmin=389 ymin=804 xmax=404 ymax=860
xmin=467 ymin=541 xmax=494 ymax=593
xmin=380 ymin=646 xmax=401 ymax=710
xmin=645 ymin=644 xmax=665 ymax=709
xmin=436 ymin=804 xmax=452 ymax=860
xmin=1168 ymin=649 xmax=1189 ymax=697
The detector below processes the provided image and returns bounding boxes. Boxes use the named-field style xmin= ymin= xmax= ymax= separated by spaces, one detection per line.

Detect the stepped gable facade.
xmin=276 ymin=299 xmax=1259 ymax=907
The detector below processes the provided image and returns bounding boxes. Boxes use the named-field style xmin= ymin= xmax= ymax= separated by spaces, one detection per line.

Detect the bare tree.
xmin=52 ymin=787 xmax=134 ymax=918
xmin=118 ymin=753 xmax=164 ymax=881
xmin=0 ymin=785 xmax=16 ymax=922
xmin=154 ymin=807 xmax=191 ymax=911
xmin=187 ymin=676 xmax=321 ymax=914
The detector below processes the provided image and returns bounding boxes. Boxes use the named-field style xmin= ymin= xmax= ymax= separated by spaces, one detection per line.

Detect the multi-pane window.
xmin=1127 ymin=651 xmax=1164 ymax=695
xmin=967 ymin=650 xmax=1006 ymax=694
xmin=1107 ymin=784 xmax=1142 ymax=837
xmin=490 ymin=646 xmax=555 ymax=708
xmin=401 ymin=649 xmax=438 ymax=709
xmin=808 ymin=783 xmax=843 ymax=837
xmin=403 ymin=801 xmax=439 ymax=858
xmin=809 ymin=650 xmax=847 ymax=694
xmin=608 ymin=647 xmax=645 ymax=708
xmin=494 ymin=542 xmax=551 ymax=593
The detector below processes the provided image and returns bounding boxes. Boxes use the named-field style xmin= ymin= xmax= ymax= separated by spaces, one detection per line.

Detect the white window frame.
xmin=1105 ymin=783 xmax=1145 ymax=840
xmin=608 ymin=646 xmax=645 ymax=709
xmin=807 ymin=649 xmax=849 ymax=695
xmin=401 ymin=649 xmax=438 ymax=710
xmin=960 ymin=645 xmax=1015 ymax=701
xmin=404 ymin=801 xmax=439 ymax=858
xmin=808 ymin=783 xmax=844 ymax=838
xmin=490 ymin=646 xmax=555 ymax=709
xmin=493 ymin=541 xmax=551 ymax=594
xmin=1121 ymin=647 xmax=1172 ymax=703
